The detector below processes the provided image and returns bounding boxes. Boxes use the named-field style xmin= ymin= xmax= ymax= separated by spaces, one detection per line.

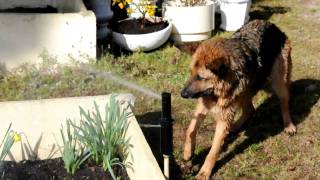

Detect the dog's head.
xmin=181 ymin=39 xmax=233 ymax=99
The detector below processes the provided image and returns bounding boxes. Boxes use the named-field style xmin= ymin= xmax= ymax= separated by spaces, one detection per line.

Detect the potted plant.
xmin=162 ymin=0 xmax=215 ymax=42
xmin=219 ymin=0 xmax=251 ymax=31
xmin=110 ymin=0 xmax=172 ymax=51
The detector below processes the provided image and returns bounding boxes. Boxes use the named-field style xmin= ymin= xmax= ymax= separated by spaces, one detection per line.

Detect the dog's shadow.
xmin=192 ymin=79 xmax=320 ymax=174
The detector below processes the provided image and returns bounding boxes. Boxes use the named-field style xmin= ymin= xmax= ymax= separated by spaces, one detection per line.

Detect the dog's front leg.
xmin=184 ymin=98 xmax=208 ymax=161
xmin=196 ymin=109 xmax=233 ymax=180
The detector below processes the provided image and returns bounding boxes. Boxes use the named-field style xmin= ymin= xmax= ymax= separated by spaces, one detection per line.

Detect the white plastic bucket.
xmin=219 ymin=0 xmax=251 ymax=31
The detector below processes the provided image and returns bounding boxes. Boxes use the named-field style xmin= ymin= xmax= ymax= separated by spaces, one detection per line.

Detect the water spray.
xmin=160 ymin=92 xmax=173 ymax=179
xmin=78 ymin=64 xmax=161 ymax=99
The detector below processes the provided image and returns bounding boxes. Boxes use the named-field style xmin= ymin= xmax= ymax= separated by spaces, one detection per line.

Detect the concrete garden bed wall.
xmin=0 ymin=0 xmax=96 ymax=68
xmin=0 ymin=94 xmax=165 ymax=180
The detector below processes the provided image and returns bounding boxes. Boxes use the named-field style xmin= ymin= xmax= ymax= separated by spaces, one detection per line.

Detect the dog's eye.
xmin=195 ymin=74 xmax=204 ymax=80
xmin=218 ymin=65 xmax=227 ymax=77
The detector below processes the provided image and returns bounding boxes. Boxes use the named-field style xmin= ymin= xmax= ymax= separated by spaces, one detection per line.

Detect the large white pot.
xmin=163 ymin=2 xmax=214 ymax=42
xmin=219 ymin=0 xmax=251 ymax=31
xmin=112 ymin=19 xmax=172 ymax=51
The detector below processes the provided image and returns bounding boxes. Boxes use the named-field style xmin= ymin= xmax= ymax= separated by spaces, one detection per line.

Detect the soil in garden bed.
xmin=1 ymin=158 xmax=129 ymax=180
xmin=110 ymin=18 xmax=169 ymax=34
xmin=0 ymin=6 xmax=58 ymax=13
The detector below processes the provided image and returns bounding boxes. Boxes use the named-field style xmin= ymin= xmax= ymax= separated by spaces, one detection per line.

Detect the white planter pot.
xmin=219 ymin=0 xmax=251 ymax=31
xmin=163 ymin=2 xmax=214 ymax=42
xmin=112 ymin=19 xmax=172 ymax=51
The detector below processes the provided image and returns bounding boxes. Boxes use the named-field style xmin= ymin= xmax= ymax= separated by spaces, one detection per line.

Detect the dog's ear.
xmin=205 ymin=60 xmax=228 ymax=77
xmin=174 ymin=42 xmax=201 ymax=55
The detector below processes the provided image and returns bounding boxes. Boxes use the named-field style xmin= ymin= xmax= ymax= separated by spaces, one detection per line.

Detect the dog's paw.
xmin=183 ymin=146 xmax=193 ymax=161
xmin=183 ymin=140 xmax=195 ymax=161
xmin=284 ymin=123 xmax=296 ymax=136
xmin=196 ymin=171 xmax=210 ymax=180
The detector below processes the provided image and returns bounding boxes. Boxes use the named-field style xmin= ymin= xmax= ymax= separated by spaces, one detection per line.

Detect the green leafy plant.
xmin=56 ymin=120 xmax=91 ymax=175
xmin=112 ymin=0 xmax=159 ymax=29
xmin=70 ymin=94 xmax=131 ymax=179
xmin=113 ymin=0 xmax=156 ymax=18
xmin=0 ymin=123 xmax=21 ymax=161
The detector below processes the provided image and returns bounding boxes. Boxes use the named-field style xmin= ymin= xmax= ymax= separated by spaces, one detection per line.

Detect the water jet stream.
xmin=79 ymin=65 xmax=161 ymax=100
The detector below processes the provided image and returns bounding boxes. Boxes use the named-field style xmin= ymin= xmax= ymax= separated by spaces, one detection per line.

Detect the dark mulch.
xmin=110 ymin=18 xmax=169 ymax=35
xmin=0 ymin=6 xmax=58 ymax=13
xmin=1 ymin=158 xmax=129 ymax=180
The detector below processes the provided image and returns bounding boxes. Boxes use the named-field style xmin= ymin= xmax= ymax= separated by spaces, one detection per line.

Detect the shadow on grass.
xmin=136 ymin=111 xmax=184 ymax=180
xmin=191 ymin=79 xmax=320 ymax=174
xmin=250 ymin=5 xmax=291 ymax=20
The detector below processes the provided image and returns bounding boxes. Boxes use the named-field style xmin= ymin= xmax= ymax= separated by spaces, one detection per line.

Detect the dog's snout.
xmin=181 ymin=88 xmax=190 ymax=98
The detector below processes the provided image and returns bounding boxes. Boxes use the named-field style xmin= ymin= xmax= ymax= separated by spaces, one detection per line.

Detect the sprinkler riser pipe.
xmin=160 ymin=118 xmax=173 ymax=155
xmin=160 ymin=92 xmax=173 ymax=156
xmin=161 ymin=92 xmax=172 ymax=119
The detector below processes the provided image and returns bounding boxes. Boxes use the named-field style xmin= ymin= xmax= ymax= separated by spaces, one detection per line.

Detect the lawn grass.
xmin=1 ymin=0 xmax=320 ymax=179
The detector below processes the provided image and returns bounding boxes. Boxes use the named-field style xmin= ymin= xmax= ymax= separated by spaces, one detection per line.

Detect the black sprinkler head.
xmin=160 ymin=92 xmax=173 ymax=156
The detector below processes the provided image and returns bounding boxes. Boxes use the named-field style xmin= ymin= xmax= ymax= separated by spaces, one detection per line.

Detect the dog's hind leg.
xmin=270 ymin=40 xmax=296 ymax=135
xmin=272 ymin=79 xmax=296 ymax=135
xmin=184 ymin=98 xmax=208 ymax=161
xmin=197 ymin=108 xmax=233 ymax=180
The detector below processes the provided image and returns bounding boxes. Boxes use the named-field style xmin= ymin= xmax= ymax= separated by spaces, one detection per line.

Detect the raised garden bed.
xmin=0 ymin=94 xmax=164 ymax=179
xmin=0 ymin=0 xmax=96 ymax=68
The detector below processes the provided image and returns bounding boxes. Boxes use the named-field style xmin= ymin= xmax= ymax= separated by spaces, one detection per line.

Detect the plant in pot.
xmin=163 ymin=0 xmax=215 ymax=43
xmin=110 ymin=0 xmax=172 ymax=51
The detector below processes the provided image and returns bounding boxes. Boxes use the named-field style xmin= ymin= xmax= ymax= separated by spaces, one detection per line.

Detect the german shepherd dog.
xmin=181 ymin=20 xmax=296 ymax=179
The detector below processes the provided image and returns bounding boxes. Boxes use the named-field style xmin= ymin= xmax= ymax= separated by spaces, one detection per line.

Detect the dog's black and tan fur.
xmin=181 ymin=20 xmax=296 ymax=179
